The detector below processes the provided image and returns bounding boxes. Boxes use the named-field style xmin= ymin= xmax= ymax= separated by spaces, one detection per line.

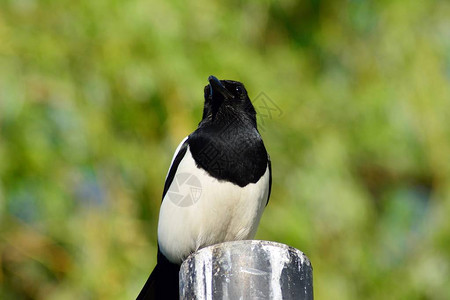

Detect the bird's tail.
xmin=137 ymin=250 xmax=180 ymax=300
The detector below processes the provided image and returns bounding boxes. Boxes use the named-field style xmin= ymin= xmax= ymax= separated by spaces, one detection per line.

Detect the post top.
xmin=180 ymin=240 xmax=313 ymax=300
xmin=183 ymin=240 xmax=312 ymax=268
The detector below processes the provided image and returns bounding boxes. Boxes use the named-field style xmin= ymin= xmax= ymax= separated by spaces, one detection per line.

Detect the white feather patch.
xmin=158 ymin=146 xmax=270 ymax=264
xmin=165 ymin=136 xmax=188 ymax=181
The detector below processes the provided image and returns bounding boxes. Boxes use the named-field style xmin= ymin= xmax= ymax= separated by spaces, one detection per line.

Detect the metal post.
xmin=179 ymin=240 xmax=313 ymax=300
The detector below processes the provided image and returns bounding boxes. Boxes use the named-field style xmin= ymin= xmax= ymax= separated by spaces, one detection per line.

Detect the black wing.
xmin=162 ymin=139 xmax=189 ymax=201
xmin=266 ymin=154 xmax=272 ymax=206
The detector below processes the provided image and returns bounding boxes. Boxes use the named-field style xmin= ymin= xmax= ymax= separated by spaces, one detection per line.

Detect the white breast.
xmin=157 ymin=146 xmax=270 ymax=264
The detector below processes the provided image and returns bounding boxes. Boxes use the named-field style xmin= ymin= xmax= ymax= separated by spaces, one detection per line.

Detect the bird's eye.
xmin=235 ymin=86 xmax=244 ymax=94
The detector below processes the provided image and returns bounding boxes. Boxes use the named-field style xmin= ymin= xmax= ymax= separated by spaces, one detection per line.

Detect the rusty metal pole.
xmin=179 ymin=240 xmax=313 ymax=300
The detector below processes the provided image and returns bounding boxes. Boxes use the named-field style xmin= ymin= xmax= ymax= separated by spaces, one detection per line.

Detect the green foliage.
xmin=1 ymin=0 xmax=449 ymax=299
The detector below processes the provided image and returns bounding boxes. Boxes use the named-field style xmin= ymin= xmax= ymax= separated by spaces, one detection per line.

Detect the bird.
xmin=137 ymin=75 xmax=272 ymax=299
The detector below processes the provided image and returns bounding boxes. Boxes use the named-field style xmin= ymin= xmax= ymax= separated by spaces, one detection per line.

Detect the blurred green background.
xmin=1 ymin=0 xmax=450 ymax=299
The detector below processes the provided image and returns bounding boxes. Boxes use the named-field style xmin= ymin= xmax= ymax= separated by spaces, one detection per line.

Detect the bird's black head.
xmin=201 ymin=75 xmax=257 ymax=127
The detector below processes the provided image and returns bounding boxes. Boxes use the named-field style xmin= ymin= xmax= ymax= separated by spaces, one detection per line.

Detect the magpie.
xmin=137 ymin=76 xmax=272 ymax=299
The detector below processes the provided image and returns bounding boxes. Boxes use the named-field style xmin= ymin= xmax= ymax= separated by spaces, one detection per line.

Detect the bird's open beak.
xmin=208 ymin=75 xmax=234 ymax=99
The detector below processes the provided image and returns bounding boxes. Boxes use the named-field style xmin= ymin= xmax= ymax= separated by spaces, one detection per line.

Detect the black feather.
xmin=162 ymin=141 xmax=188 ymax=200
xmin=136 ymin=249 xmax=180 ymax=300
